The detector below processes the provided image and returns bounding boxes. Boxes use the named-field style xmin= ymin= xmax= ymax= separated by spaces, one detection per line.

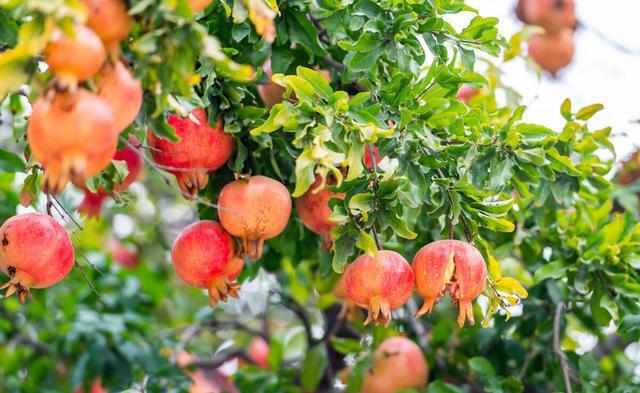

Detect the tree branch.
xmin=553 ymin=302 xmax=573 ymax=393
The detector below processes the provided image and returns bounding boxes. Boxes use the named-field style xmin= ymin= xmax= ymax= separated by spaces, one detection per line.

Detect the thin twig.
xmin=52 ymin=196 xmax=83 ymax=231
xmin=170 ymin=324 xmax=203 ymax=364
xmin=190 ymin=348 xmax=255 ymax=369
xmin=74 ymin=260 xmax=107 ymax=306
xmin=45 ymin=193 xmax=53 ymax=216
xmin=280 ymin=293 xmax=318 ymax=345
xmin=553 ymin=302 xmax=573 ymax=393
xmin=519 ymin=346 xmax=537 ymax=379
xmin=367 ymin=144 xmax=383 ymax=250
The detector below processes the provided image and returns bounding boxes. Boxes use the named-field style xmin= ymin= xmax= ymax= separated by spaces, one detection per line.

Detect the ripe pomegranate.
xmin=362 ymin=337 xmax=428 ymax=393
xmin=96 ymin=60 xmax=143 ymax=133
xmin=108 ymin=239 xmax=139 ymax=268
xmin=44 ymin=25 xmax=106 ymax=84
xmin=172 ymin=220 xmax=244 ymax=308
xmin=515 ymin=0 xmax=529 ymax=23
xmin=83 ymin=0 xmax=132 ymax=54
xmin=363 ymin=145 xmax=382 ymax=169
xmin=527 ymin=29 xmax=575 ymax=76
xmin=412 ymin=240 xmax=487 ymax=327
xmin=523 ymin=0 xmax=576 ymax=33
xmin=295 ymin=175 xmax=345 ymax=250
xmin=147 ymin=108 xmax=234 ymax=197
xmin=218 ymin=176 xmax=292 ymax=260
xmin=343 ymin=250 xmax=414 ymax=326
xmin=27 ymin=89 xmax=118 ymax=193
xmin=619 ymin=149 xmax=640 ymax=185
xmin=77 ymin=145 xmax=143 ymax=217
xmin=176 ymin=351 xmax=239 ymax=393
xmin=74 ymin=378 xmax=107 ymax=393
xmin=187 ymin=0 xmax=212 ymax=13
xmin=456 ymin=85 xmax=479 ymax=103
xmin=248 ymin=338 xmax=269 ymax=369
xmin=0 ymin=213 xmax=74 ymax=302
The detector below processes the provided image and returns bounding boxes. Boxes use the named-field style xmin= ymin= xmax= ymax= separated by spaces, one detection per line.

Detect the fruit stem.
xmin=245 ymin=237 xmax=265 ymax=260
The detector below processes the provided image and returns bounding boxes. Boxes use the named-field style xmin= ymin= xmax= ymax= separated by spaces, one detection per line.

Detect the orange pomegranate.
xmin=523 ymin=0 xmax=576 ymax=33
xmin=44 ymin=25 xmax=106 ymax=85
xmin=96 ymin=60 xmax=143 ymax=133
xmin=148 ymin=108 xmax=234 ymax=197
xmin=248 ymin=338 xmax=270 ymax=369
xmin=218 ymin=176 xmax=292 ymax=260
xmin=295 ymin=175 xmax=345 ymax=250
xmin=362 ymin=337 xmax=428 ymax=393
xmin=187 ymin=0 xmax=212 ymax=13
xmin=0 ymin=213 xmax=75 ymax=302
xmin=412 ymin=240 xmax=487 ymax=327
xmin=456 ymin=85 xmax=479 ymax=103
xmin=343 ymin=250 xmax=415 ymax=326
xmin=83 ymin=0 xmax=133 ymax=54
xmin=27 ymin=89 xmax=118 ymax=193
xmin=527 ymin=28 xmax=575 ymax=76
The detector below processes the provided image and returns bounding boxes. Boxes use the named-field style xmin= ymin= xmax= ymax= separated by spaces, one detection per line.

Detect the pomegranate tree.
xmin=295 ymin=175 xmax=345 ymax=250
xmin=412 ymin=240 xmax=487 ymax=327
xmin=527 ymin=28 xmax=575 ymax=76
xmin=77 ymin=145 xmax=143 ymax=217
xmin=44 ymin=25 xmax=106 ymax=85
xmin=96 ymin=60 xmax=143 ymax=133
xmin=27 ymin=89 xmax=118 ymax=193
xmin=343 ymin=250 xmax=414 ymax=326
xmin=0 ymin=213 xmax=75 ymax=302
xmin=172 ymin=220 xmax=244 ymax=308
xmin=83 ymin=0 xmax=132 ymax=55
xmin=148 ymin=108 xmax=234 ymax=197
xmin=362 ymin=336 xmax=428 ymax=393
xmin=217 ymin=176 xmax=292 ymax=260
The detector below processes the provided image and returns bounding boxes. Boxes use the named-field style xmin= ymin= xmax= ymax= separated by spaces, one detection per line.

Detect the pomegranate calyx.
xmin=0 ymin=270 xmax=35 ymax=303
xmin=363 ymin=296 xmax=392 ymax=327
xmin=207 ymin=279 xmax=241 ymax=308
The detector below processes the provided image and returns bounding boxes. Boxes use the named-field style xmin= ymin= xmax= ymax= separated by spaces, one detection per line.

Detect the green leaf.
xmin=560 ymin=98 xmax=572 ymax=120
xmin=533 ymin=261 xmax=567 ymax=283
xmin=469 ymin=356 xmax=496 ymax=378
xmin=301 ymin=346 xmax=328 ymax=391
xmin=576 ymin=103 xmax=604 ymax=121
xmin=356 ymin=230 xmax=378 ymax=256
xmin=427 ymin=381 xmax=465 ymax=393
xmin=0 ymin=148 xmax=25 ymax=172
xmin=267 ymin=339 xmax=283 ymax=370
xmin=297 ymin=66 xmax=332 ymax=101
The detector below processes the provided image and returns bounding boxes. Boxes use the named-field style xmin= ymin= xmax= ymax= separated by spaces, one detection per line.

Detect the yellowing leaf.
xmin=494 ymin=277 xmax=528 ymax=298
xmin=244 ymin=0 xmax=277 ymax=43
xmin=487 ymin=254 xmax=502 ymax=280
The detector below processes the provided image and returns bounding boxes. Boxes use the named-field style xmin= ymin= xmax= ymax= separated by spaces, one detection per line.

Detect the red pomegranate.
xmin=187 ymin=0 xmax=212 ymax=13
xmin=523 ymin=0 xmax=576 ymax=33
xmin=108 ymin=239 xmax=139 ymax=268
xmin=363 ymin=145 xmax=382 ymax=170
xmin=362 ymin=336 xmax=428 ymax=393
xmin=456 ymin=85 xmax=479 ymax=103
xmin=515 ymin=0 xmax=529 ymax=23
xmin=248 ymin=337 xmax=269 ymax=369
xmin=172 ymin=220 xmax=244 ymax=308
xmin=177 ymin=351 xmax=239 ymax=393
xmin=148 ymin=108 xmax=234 ymax=197
xmin=343 ymin=250 xmax=415 ymax=326
xmin=83 ymin=0 xmax=132 ymax=55
xmin=96 ymin=60 xmax=143 ymax=133
xmin=295 ymin=175 xmax=345 ymax=250
xmin=77 ymin=145 xmax=143 ymax=217
xmin=74 ymin=378 xmax=107 ymax=393
xmin=527 ymin=29 xmax=575 ymax=76
xmin=0 ymin=213 xmax=74 ymax=302
xmin=28 ymin=89 xmax=118 ymax=194
xmin=44 ymin=25 xmax=106 ymax=85
xmin=412 ymin=240 xmax=487 ymax=327
xmin=218 ymin=176 xmax=292 ymax=260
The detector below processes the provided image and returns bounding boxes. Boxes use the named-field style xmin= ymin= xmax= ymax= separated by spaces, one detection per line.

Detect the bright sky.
xmin=467 ymin=0 xmax=640 ymax=162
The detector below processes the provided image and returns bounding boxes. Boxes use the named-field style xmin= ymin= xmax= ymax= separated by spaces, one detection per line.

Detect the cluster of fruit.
xmin=517 ymin=0 xmax=577 ymax=76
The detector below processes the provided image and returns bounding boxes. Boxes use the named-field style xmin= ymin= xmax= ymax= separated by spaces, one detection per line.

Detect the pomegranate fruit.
xmin=28 ymin=89 xmax=118 ymax=193
xmin=148 ymin=108 xmax=234 ymax=197
xmin=258 ymin=59 xmax=331 ymax=108
xmin=177 ymin=351 xmax=239 ymax=393
xmin=187 ymin=0 xmax=212 ymax=13
xmin=343 ymin=250 xmax=414 ymax=326
xmin=295 ymin=175 xmax=345 ymax=250
xmin=362 ymin=336 xmax=428 ymax=393
xmin=74 ymin=378 xmax=107 ymax=393
xmin=0 ymin=213 xmax=74 ymax=302
xmin=108 ymin=239 xmax=139 ymax=268
xmin=618 ymin=149 xmax=640 ymax=185
xmin=515 ymin=0 xmax=529 ymax=23
xmin=412 ymin=240 xmax=487 ymax=327
xmin=44 ymin=25 xmax=106 ymax=84
xmin=523 ymin=0 xmax=576 ymax=33
xmin=83 ymin=0 xmax=133 ymax=54
xmin=248 ymin=337 xmax=269 ymax=369
xmin=218 ymin=176 xmax=292 ymax=260
xmin=172 ymin=220 xmax=244 ymax=308
xmin=527 ymin=29 xmax=575 ymax=76
xmin=456 ymin=85 xmax=479 ymax=103
xmin=77 ymin=145 xmax=143 ymax=217
xmin=96 ymin=60 xmax=143 ymax=133
xmin=363 ymin=145 xmax=382 ymax=170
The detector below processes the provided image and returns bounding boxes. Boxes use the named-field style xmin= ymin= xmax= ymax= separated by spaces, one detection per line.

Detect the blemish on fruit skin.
xmin=2 ymin=233 xmax=9 ymax=247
